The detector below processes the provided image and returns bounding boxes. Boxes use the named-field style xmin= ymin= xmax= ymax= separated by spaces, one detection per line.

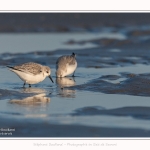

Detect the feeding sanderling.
xmin=56 ymin=52 xmax=77 ymax=77
xmin=7 ymin=62 xmax=54 ymax=87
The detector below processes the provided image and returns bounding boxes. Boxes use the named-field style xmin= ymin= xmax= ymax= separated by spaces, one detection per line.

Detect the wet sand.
xmin=1 ymin=116 xmax=150 ymax=137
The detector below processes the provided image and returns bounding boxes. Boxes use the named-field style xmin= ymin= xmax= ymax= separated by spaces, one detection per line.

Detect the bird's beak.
xmin=49 ymin=75 xmax=54 ymax=83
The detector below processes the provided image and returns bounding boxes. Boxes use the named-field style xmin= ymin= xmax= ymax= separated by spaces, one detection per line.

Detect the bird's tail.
xmin=71 ymin=52 xmax=76 ymax=57
xmin=7 ymin=66 xmax=14 ymax=69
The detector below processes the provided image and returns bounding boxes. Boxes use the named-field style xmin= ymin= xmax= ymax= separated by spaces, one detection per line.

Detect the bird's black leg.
xmin=72 ymin=71 xmax=75 ymax=77
xmin=29 ymin=84 xmax=31 ymax=88
xmin=23 ymin=83 xmax=26 ymax=88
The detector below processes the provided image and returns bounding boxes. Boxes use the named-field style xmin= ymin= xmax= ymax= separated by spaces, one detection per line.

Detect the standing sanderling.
xmin=7 ymin=62 xmax=54 ymax=87
xmin=56 ymin=52 xmax=77 ymax=77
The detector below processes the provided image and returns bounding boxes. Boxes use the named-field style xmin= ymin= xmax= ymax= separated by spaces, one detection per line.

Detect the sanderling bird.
xmin=56 ymin=52 xmax=77 ymax=77
xmin=7 ymin=62 xmax=54 ymax=87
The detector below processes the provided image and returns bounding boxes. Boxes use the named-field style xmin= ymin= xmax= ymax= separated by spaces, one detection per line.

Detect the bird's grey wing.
xmin=67 ymin=56 xmax=76 ymax=65
xmin=14 ymin=62 xmax=42 ymax=75
xmin=56 ymin=56 xmax=76 ymax=66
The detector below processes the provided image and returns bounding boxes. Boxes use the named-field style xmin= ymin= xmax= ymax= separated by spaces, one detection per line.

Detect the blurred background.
xmin=1 ymin=13 xmax=150 ymax=32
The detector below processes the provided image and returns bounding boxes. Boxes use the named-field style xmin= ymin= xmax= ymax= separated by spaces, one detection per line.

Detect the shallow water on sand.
xmin=0 ymin=32 xmax=126 ymax=54
xmin=1 ymin=31 xmax=150 ymax=137
xmin=1 ymin=64 xmax=150 ymax=137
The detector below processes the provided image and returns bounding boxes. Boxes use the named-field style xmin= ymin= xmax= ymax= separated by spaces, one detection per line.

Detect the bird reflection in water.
xmin=56 ymin=77 xmax=76 ymax=98
xmin=10 ymin=87 xmax=50 ymax=106
xmin=20 ymin=87 xmax=48 ymax=94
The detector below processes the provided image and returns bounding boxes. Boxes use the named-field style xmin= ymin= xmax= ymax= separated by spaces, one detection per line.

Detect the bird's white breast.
xmin=9 ymin=69 xmax=46 ymax=84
